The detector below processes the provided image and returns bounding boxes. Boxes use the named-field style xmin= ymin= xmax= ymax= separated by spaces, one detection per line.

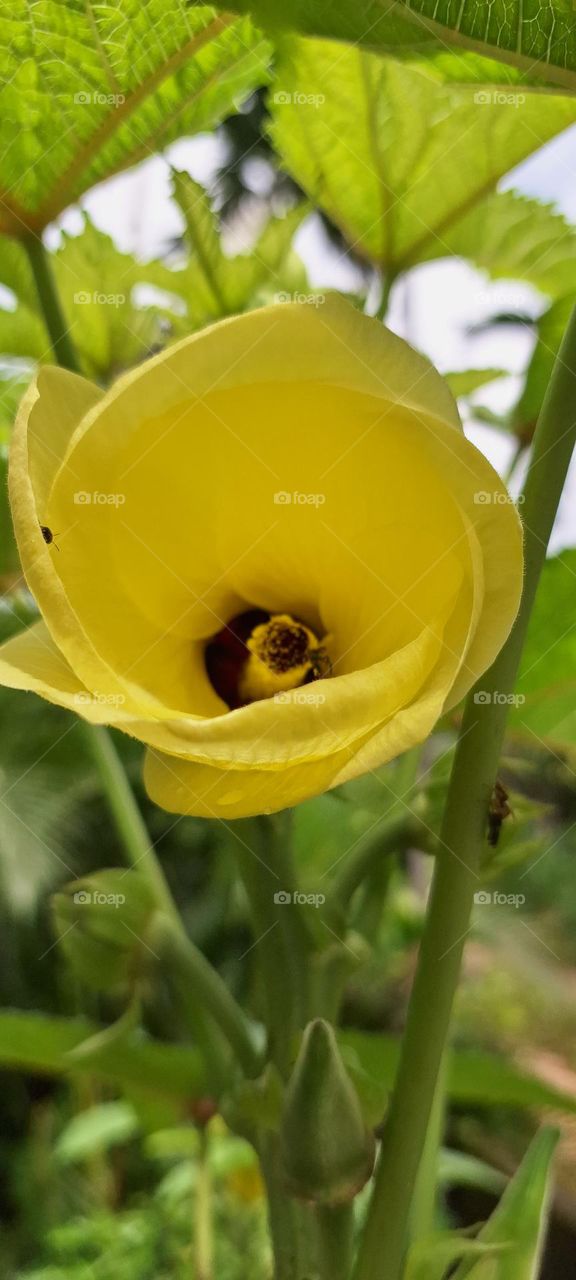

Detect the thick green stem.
xmin=230 ymin=817 xmax=317 ymax=1278
xmin=260 ymin=1136 xmax=308 ymax=1280
xmin=230 ymin=815 xmax=312 ymax=1079
xmin=409 ymin=1051 xmax=448 ymax=1242
xmin=315 ymin=1204 xmax=354 ymax=1280
xmin=354 ymin=304 xmax=576 ymax=1280
xmin=152 ymin=913 xmax=261 ymax=1079
xmin=23 ymin=233 xmax=82 ymax=373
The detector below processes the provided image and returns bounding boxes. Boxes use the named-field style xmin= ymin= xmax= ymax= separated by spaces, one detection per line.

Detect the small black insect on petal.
xmin=40 ymin=524 xmax=60 ymax=550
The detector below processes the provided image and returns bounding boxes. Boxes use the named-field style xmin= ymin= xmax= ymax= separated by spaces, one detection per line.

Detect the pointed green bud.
xmin=280 ymin=1019 xmax=375 ymax=1206
xmin=52 ymin=869 xmax=159 ymax=993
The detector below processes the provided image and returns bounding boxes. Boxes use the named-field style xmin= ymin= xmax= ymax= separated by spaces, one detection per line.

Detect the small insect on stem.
xmin=487 ymin=779 xmax=512 ymax=847
xmin=40 ymin=524 xmax=60 ymax=551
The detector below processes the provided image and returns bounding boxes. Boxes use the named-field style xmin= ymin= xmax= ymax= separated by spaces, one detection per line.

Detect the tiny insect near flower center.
xmin=205 ymin=610 xmax=332 ymax=709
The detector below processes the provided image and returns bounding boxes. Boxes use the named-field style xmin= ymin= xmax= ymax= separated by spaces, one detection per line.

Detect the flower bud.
xmin=280 ymin=1019 xmax=375 ymax=1205
xmin=52 ymin=868 xmax=158 ymax=993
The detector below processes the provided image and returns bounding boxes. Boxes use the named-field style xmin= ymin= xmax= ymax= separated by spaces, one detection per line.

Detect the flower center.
xmin=205 ymin=610 xmax=332 ymax=709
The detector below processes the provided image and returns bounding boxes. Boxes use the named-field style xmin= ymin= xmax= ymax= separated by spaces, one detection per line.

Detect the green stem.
xmin=503 ymin=437 xmax=527 ymax=487
xmin=410 ymin=1051 xmax=448 ymax=1242
xmin=231 ymin=816 xmax=318 ymax=1278
xmin=195 ymin=1126 xmax=213 ymax=1280
xmin=81 ymin=725 xmax=176 ymax=920
xmin=260 ymin=1136 xmax=306 ymax=1280
xmin=315 ymin=1204 xmax=354 ymax=1280
xmin=374 ymin=273 xmax=395 ymax=323
xmin=354 ymin=305 xmax=576 ymax=1280
xmin=353 ymin=853 xmax=395 ymax=944
xmin=230 ymin=815 xmax=312 ymax=1079
xmin=152 ymin=913 xmax=261 ymax=1079
xmin=23 ymin=233 xmax=82 ymax=374
xmin=327 ymin=814 xmax=422 ymax=923
xmin=328 ymin=747 xmax=423 ymax=926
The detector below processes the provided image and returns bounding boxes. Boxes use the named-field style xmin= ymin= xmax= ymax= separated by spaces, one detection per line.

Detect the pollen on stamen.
xmin=249 ymin=616 xmax=312 ymax=674
xmin=204 ymin=610 xmax=331 ymax=709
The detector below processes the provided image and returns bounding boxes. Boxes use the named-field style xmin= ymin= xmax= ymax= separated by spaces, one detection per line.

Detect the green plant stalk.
xmin=504 ymin=437 xmax=527 ymax=487
xmin=195 ymin=1125 xmax=214 ymax=1280
xmin=354 ymin=853 xmax=395 ymax=944
xmin=328 ymin=747 xmax=423 ymax=924
xmin=374 ymin=273 xmax=395 ymax=323
xmin=328 ymin=814 xmax=422 ymax=923
xmin=231 ymin=815 xmax=312 ymax=1078
xmin=81 ymin=725 xmax=176 ymax=916
xmin=409 ymin=1051 xmax=448 ymax=1242
xmin=230 ymin=816 xmax=318 ymax=1279
xmin=152 ymin=913 xmax=261 ymax=1079
xmin=354 ymin=303 xmax=576 ymax=1280
xmin=260 ymin=1136 xmax=311 ymax=1280
xmin=23 ymin=233 xmax=82 ymax=374
xmin=315 ymin=1204 xmax=354 ymax=1280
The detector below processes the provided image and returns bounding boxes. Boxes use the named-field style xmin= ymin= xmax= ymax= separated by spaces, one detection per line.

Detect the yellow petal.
xmin=7 ymin=299 xmax=523 ymax=817
xmin=0 ymin=621 xmax=125 ymax=723
xmin=143 ymin=737 xmax=367 ymax=819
